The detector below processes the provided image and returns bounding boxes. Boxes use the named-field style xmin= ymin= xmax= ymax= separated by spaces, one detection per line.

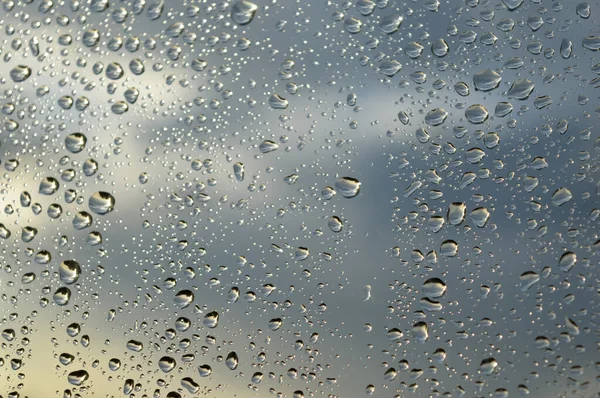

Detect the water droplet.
xmin=466 ymin=147 xmax=486 ymax=163
xmin=356 ymin=0 xmax=376 ymax=15
xmin=465 ymin=104 xmax=489 ymax=124
xmin=423 ymin=278 xmax=447 ymax=298
xmin=479 ymin=358 xmax=498 ymax=375
xmin=233 ymin=162 xmax=245 ymax=181
xmin=502 ymin=0 xmax=524 ymax=10
xmin=507 ymin=79 xmax=535 ymax=100
xmin=226 ymin=351 xmax=239 ymax=370
xmin=344 ymin=17 xmax=363 ymax=34
xmin=259 ymin=140 xmax=279 ymax=153
xmin=53 ymin=287 xmax=72 ymax=306
xmin=126 ymin=339 xmax=144 ymax=352
xmin=565 ymin=317 xmax=580 ymax=336
xmin=231 ymin=1 xmax=258 ymax=25
xmin=295 ymin=247 xmax=310 ymax=261
xmin=559 ymin=251 xmax=577 ymax=272
xmin=198 ymin=364 xmax=213 ymax=377
xmin=428 ymin=216 xmax=445 ymax=232
xmin=473 ymin=69 xmax=502 ymax=91
xmin=386 ymin=328 xmax=403 ymax=342
xmin=551 ymin=187 xmax=572 ymax=206
xmin=108 ymin=358 xmax=121 ymax=371
xmin=39 ymin=177 xmax=59 ymax=195
xmin=10 ymin=65 xmax=32 ymax=82
xmin=440 ymin=240 xmax=458 ymax=257
xmin=412 ymin=321 xmax=429 ymax=343
xmin=174 ymin=290 xmax=194 ymax=308
xmin=203 ymin=311 xmax=219 ymax=328
xmin=269 ymin=94 xmax=288 ymax=109
xmin=328 ymin=216 xmax=343 ymax=232
xmin=21 ymin=226 xmax=38 ymax=243
xmin=448 ymin=202 xmax=466 ymax=225
xmin=59 ymin=260 xmax=82 ymax=285
xmin=73 ymin=211 xmax=93 ymax=230
xmin=425 ymin=108 xmax=448 ymax=126
xmin=158 ymin=356 xmax=176 ymax=372
xmin=582 ymin=36 xmax=600 ymax=51
xmin=431 ymin=38 xmax=449 ymax=57
xmin=65 ymin=133 xmax=87 ymax=153
xmin=268 ymin=318 xmax=283 ymax=331
xmin=181 ymin=377 xmax=200 ymax=393
xmin=379 ymin=60 xmax=402 ymax=77
xmin=66 ymin=323 xmax=81 ymax=337
xmin=59 ymin=353 xmax=75 ymax=366
xmin=379 ymin=14 xmax=403 ymax=33
xmin=88 ymin=191 xmax=116 ymax=215
xmin=432 ymin=348 xmax=447 ymax=363
xmin=454 ymin=82 xmax=470 ymax=96
xmin=519 ymin=271 xmax=540 ymax=291
xmin=470 ymin=207 xmax=490 ymax=227
xmin=334 ymin=177 xmax=361 ymax=198
xmin=560 ymin=39 xmax=573 ymax=58
xmin=67 ymin=370 xmax=89 ymax=386
xmin=576 ymin=2 xmax=591 ymax=18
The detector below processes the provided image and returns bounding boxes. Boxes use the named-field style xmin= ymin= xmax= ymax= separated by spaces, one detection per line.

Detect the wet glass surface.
xmin=0 ymin=0 xmax=599 ymax=397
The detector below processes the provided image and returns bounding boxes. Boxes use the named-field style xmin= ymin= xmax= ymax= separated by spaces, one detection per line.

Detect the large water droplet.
xmin=465 ymin=104 xmax=489 ymax=124
xmin=473 ymin=69 xmax=502 ymax=91
xmin=59 ymin=260 xmax=82 ymax=285
xmin=269 ymin=94 xmax=288 ymax=109
xmin=334 ymin=177 xmax=361 ymax=198
xmin=53 ymin=287 xmax=72 ymax=306
xmin=507 ymin=79 xmax=535 ymax=100
xmin=479 ymin=358 xmax=498 ymax=375
xmin=39 ymin=177 xmax=59 ymax=195
xmin=89 ymin=191 xmax=116 ymax=215
xmin=423 ymin=278 xmax=447 ymax=298
xmin=226 ymin=351 xmax=239 ymax=370
xmin=231 ymin=1 xmax=258 ymax=25
xmin=174 ymin=290 xmax=194 ymax=308
xmin=448 ymin=202 xmax=466 ymax=225
xmin=158 ymin=356 xmax=176 ymax=372
xmin=551 ymin=187 xmax=572 ymax=206
xmin=203 ymin=311 xmax=219 ymax=328
xmin=259 ymin=140 xmax=279 ymax=153
xmin=379 ymin=14 xmax=403 ymax=34
xmin=10 ymin=65 xmax=32 ymax=82
xmin=67 ymin=370 xmax=89 ymax=386
xmin=412 ymin=321 xmax=429 ymax=343
xmin=425 ymin=108 xmax=448 ymax=126
xmin=65 ymin=133 xmax=87 ymax=153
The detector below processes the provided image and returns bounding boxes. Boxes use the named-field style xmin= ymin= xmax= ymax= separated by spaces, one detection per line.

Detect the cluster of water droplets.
xmin=0 ymin=0 xmax=598 ymax=397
